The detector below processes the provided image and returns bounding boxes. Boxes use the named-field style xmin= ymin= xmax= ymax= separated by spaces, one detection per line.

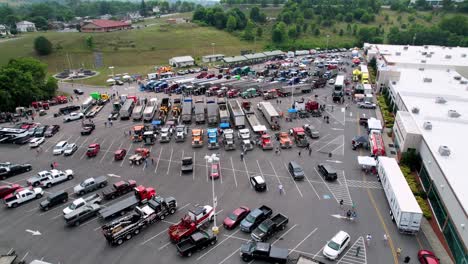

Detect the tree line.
xmin=220 ymin=0 xmax=286 ymax=7
xmin=0 ymin=58 xmax=58 ymax=112
xmin=0 ymin=0 xmax=196 ymax=32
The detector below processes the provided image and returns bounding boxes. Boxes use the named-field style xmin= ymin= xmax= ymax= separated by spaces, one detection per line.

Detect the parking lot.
xmin=0 ymin=53 xmax=431 ymax=264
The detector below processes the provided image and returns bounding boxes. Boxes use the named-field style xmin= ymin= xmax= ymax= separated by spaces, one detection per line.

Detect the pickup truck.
xmin=27 ymin=170 xmax=52 ymax=187
xmin=176 ymin=230 xmax=217 ymax=257
xmin=3 ymin=187 xmax=44 ymax=208
xmin=40 ymin=169 xmax=74 ymax=188
xmin=0 ymin=163 xmax=32 ymax=180
xmin=81 ymin=123 xmax=95 ymax=135
xmin=73 ymin=176 xmax=108 ymax=196
xmin=251 ymin=213 xmax=289 ymax=242
xmin=181 ymin=157 xmax=193 ymax=173
xmin=63 ymin=193 xmax=102 ymax=215
xmin=240 ymin=205 xmax=273 ymax=233
xmin=64 ymin=203 xmax=101 ymax=226
xmin=240 ymin=241 xmax=288 ymax=263
xmin=102 ymin=180 xmax=137 ymax=200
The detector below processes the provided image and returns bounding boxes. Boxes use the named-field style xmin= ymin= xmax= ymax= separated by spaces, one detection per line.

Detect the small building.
xmin=263 ymin=50 xmax=284 ymax=59
xmin=16 ymin=21 xmax=36 ymax=32
xmin=0 ymin=24 xmax=9 ymax=36
xmin=81 ymin=19 xmax=131 ymax=33
xmin=393 ymin=111 xmax=422 ymax=154
xmin=223 ymin=55 xmax=248 ymax=65
xmin=202 ymin=54 xmax=225 ymax=63
xmin=169 ymin=56 xmax=195 ymax=67
xmin=244 ymin=53 xmax=267 ymax=64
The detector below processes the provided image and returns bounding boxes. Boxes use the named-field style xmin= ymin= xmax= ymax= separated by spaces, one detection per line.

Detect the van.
xmin=317 ymin=164 xmax=338 ymax=181
xmin=288 ymin=161 xmax=305 ymax=181
xmin=40 ymin=191 xmax=68 ymax=211
xmin=53 ymin=141 xmax=68 ymax=155
xmin=323 ymin=231 xmax=350 ymax=260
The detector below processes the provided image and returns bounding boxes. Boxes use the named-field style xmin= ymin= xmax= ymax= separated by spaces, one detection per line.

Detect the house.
xmin=100 ymin=14 xmax=113 ymax=20
xmin=125 ymin=12 xmax=143 ymax=23
xmin=48 ymin=21 xmax=66 ymax=30
xmin=16 ymin=21 xmax=36 ymax=32
xmin=202 ymin=54 xmax=225 ymax=63
xmin=169 ymin=56 xmax=195 ymax=67
xmin=0 ymin=24 xmax=9 ymax=36
xmin=80 ymin=19 xmax=131 ymax=33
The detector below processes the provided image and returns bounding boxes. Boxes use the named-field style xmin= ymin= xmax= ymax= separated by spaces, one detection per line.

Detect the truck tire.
xmin=68 ymin=175 xmax=73 ymax=180
xmin=159 ymin=214 xmax=165 ymax=220
xmin=210 ymin=215 xmax=214 ymax=222
xmin=242 ymin=256 xmax=251 ymax=262
xmin=12 ymin=203 xmax=18 ymax=208
xmin=46 ymin=183 xmax=52 ymax=188
xmin=134 ymin=229 xmax=140 ymax=235
xmin=63 ymin=198 xmax=68 ymax=203
xmin=75 ymin=221 xmax=80 ymax=226
xmin=100 ymin=183 xmax=105 ymax=188
xmin=36 ymin=194 xmax=42 ymax=199
xmin=116 ymin=239 xmax=124 ymax=245
xmin=43 ymin=206 xmax=49 ymax=211
xmin=79 ymin=191 xmax=85 ymax=196
xmin=187 ymin=252 xmax=192 ymax=257
xmin=111 ymin=194 xmax=116 ymax=200
xmin=125 ymin=234 xmax=132 ymax=240
xmin=210 ymin=240 xmax=216 ymax=245
xmin=33 ymin=182 xmax=39 ymax=187
xmin=169 ymin=208 xmax=176 ymax=214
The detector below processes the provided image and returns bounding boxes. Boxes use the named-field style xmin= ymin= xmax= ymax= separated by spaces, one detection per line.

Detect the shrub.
xmin=34 ymin=36 xmax=53 ymax=56
xmin=416 ymin=196 xmax=432 ymax=220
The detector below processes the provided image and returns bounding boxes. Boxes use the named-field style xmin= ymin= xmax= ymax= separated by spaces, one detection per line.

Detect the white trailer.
xmin=228 ymin=100 xmax=245 ymax=128
xmin=258 ymin=102 xmax=280 ymax=128
xmin=143 ymin=98 xmax=158 ymax=122
xmin=218 ymin=99 xmax=229 ymax=124
xmin=132 ymin=100 xmax=146 ymax=121
xmin=245 ymin=112 xmax=266 ymax=133
xmin=377 ymin=157 xmax=422 ymax=235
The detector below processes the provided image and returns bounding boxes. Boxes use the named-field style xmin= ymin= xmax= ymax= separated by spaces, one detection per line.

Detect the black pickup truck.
xmin=240 ymin=241 xmax=288 ymax=263
xmin=181 ymin=157 xmax=193 ymax=173
xmin=251 ymin=213 xmax=288 ymax=242
xmin=176 ymin=230 xmax=217 ymax=257
xmin=240 ymin=205 xmax=273 ymax=233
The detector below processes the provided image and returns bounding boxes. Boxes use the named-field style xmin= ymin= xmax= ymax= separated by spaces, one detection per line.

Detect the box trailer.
xmin=228 ymin=100 xmax=245 ymax=128
xmin=207 ymin=100 xmax=218 ymax=126
xmin=181 ymin=98 xmax=193 ymax=124
xmin=377 ymin=156 xmax=422 ymax=235
xmin=218 ymin=98 xmax=229 ymax=124
xmin=143 ymin=98 xmax=158 ymax=122
xmin=194 ymin=100 xmax=206 ymax=124
xmin=258 ymin=102 xmax=280 ymax=128
xmin=132 ymin=99 xmax=146 ymax=121
xmin=120 ymin=99 xmax=135 ymax=120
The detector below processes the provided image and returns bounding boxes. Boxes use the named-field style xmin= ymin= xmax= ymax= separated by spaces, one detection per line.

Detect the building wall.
xmin=17 ymin=24 xmax=36 ymax=32
xmin=169 ymin=60 xmax=195 ymax=67
xmin=418 ymin=141 xmax=468 ymax=264
xmin=81 ymin=24 xmax=130 ymax=33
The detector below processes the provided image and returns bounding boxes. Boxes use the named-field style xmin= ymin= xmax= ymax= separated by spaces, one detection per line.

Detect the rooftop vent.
xmin=447 ymin=69 xmax=451 ymax=72
xmin=448 ymin=110 xmax=461 ymax=118
xmin=424 ymin=45 xmax=428 ymax=49
xmin=392 ymin=81 xmax=397 ymax=85
xmin=423 ymin=122 xmax=432 ymax=130
xmin=422 ymin=51 xmax=427 ymax=55
xmin=461 ymin=80 xmax=468 ymax=85
xmin=396 ymin=52 xmax=401 ymax=56
xmin=426 ymin=54 xmax=432 ymax=58
xmin=419 ymin=68 xmax=425 ymax=71
xmin=438 ymin=145 xmax=451 ymax=157
xmin=423 ymin=78 xmax=432 ymax=83
xmin=430 ymin=51 xmax=435 ymax=54
xmin=462 ymin=54 xmax=467 ymax=58
xmin=403 ymin=46 xmax=409 ymax=50
xmin=412 ymin=107 xmax=420 ymax=114
xmin=421 ymin=60 xmax=426 ymax=63
xmin=435 ymin=97 xmax=447 ymax=104
xmin=454 ymin=76 xmax=462 ymax=80
xmin=445 ymin=55 xmax=452 ymax=59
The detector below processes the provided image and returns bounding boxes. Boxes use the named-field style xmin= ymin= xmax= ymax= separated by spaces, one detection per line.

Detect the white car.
xmin=64 ymin=143 xmax=78 ymax=156
xmin=29 ymin=137 xmax=45 ymax=148
xmin=53 ymin=141 xmax=68 ymax=155
xmin=63 ymin=112 xmax=84 ymax=122
xmin=328 ymin=79 xmax=336 ymax=85
xmin=358 ymin=102 xmax=377 ymax=109
xmin=323 ymin=231 xmax=350 ymax=260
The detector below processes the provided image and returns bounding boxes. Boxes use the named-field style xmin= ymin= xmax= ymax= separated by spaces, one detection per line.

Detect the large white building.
xmin=169 ymin=56 xmax=195 ymax=67
xmin=16 ymin=21 xmax=36 ymax=32
xmin=365 ymin=43 xmax=468 ymax=264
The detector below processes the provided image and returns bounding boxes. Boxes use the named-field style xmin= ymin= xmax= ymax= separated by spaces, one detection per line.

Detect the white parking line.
xmin=158 ymin=241 xmax=171 ymax=251
xmin=166 ymin=148 xmax=173 ymax=175
xmin=288 ymin=227 xmax=318 ymax=252
xmin=120 ymin=142 xmax=132 ymax=167
xmin=78 ymin=135 xmax=91 ymax=148
xmin=179 ymin=150 xmax=184 ymax=177
xmin=316 ymin=135 xmax=344 ymax=153
xmin=100 ymin=138 xmax=116 ymax=163
xmin=283 ymin=163 xmax=303 ymax=198
xmin=45 ymin=134 xmax=64 ymax=152
xmin=314 ymin=167 xmax=339 ymax=203
xmin=230 ymin=157 xmax=238 ymax=188
xmin=140 ymin=228 xmax=168 ymax=245
xmin=197 ymin=229 xmax=241 ymax=261
xmin=271 ymin=224 xmax=298 ymax=245
xmin=304 ymin=173 xmax=321 ymax=199
xmin=20 ymin=252 xmax=29 ymax=261
xmin=242 ymin=157 xmax=250 ymax=181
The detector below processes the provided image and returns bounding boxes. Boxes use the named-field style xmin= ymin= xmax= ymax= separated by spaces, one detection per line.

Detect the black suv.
xmin=317 ymin=163 xmax=338 ymax=181
xmin=287 ymin=161 xmax=305 ymax=181
xmin=40 ymin=191 xmax=69 ymax=211
xmin=250 ymin=175 xmax=267 ymax=192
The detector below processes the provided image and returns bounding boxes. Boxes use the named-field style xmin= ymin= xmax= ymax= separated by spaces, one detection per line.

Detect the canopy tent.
xmin=357 ymin=156 xmax=377 ymax=167
xmin=288 ymin=108 xmax=298 ymax=113
xmin=151 ymin=120 xmax=161 ymax=127
xmin=106 ymin=78 xmax=115 ymax=83
xmin=252 ymin=125 xmax=267 ymax=133
xmin=367 ymin=117 xmax=382 ymax=131
xmin=219 ymin=122 xmax=230 ymax=129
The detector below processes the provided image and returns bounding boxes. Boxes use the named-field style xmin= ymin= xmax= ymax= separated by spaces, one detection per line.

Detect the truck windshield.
xmin=245 ymin=214 xmax=255 ymax=223
xmin=258 ymin=223 xmax=268 ymax=233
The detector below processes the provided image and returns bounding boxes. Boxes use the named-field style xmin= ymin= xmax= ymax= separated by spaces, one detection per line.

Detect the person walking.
xmin=151 ymin=157 xmax=155 ymax=165
xmin=109 ymin=120 xmax=113 ymax=127
xmin=240 ymin=151 xmax=244 ymax=161
xmin=298 ymin=150 xmax=301 ymax=157
xmin=278 ymin=184 xmax=284 ymax=195
xmin=403 ymin=256 xmax=411 ymax=263
xmin=366 ymin=234 xmax=372 ymax=246
xmin=339 ymin=199 xmax=344 ymax=208
xmin=308 ymin=148 xmax=312 ymax=156
xmin=50 ymin=163 xmax=54 ymax=169
xmin=383 ymin=234 xmax=388 ymax=245
xmin=104 ymin=121 xmax=107 ymax=127
xmin=144 ymin=158 xmax=148 ymax=167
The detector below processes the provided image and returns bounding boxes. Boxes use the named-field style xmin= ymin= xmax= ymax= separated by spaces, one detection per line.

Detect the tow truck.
xmin=172 ymin=98 xmax=182 ymax=118
xmin=129 ymin=148 xmax=150 ymax=165
xmin=260 ymin=134 xmax=273 ymax=150
xmin=159 ymin=127 xmax=173 ymax=143
xmin=101 ymin=196 xmax=177 ymax=246
xmin=277 ymin=132 xmax=292 ymax=148
xmin=290 ymin=127 xmax=308 ymax=147
xmin=98 ymin=185 xmax=156 ymax=220
xmin=207 ymin=128 xmax=219 ymax=149
xmin=191 ymin=129 xmax=204 ymax=148
xmin=168 ymin=205 xmax=215 ymax=243
xmin=175 ymin=125 xmax=188 ymax=142
xmin=223 ymin=129 xmax=235 ymax=150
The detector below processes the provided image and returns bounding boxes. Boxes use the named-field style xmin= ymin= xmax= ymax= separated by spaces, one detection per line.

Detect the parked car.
xmin=176 ymin=230 xmax=217 ymax=257
xmin=0 ymin=184 xmax=23 ymax=199
xmin=73 ymin=88 xmax=84 ymax=95
xmin=418 ymin=249 xmax=440 ymax=264
xmin=287 ymin=161 xmax=305 ymax=180
xmin=81 ymin=123 xmax=95 ymax=135
xmin=64 ymin=143 xmax=78 ymax=156
xmin=210 ymin=163 xmax=220 ymax=180
xmin=102 ymin=180 xmax=137 ymax=200
xmin=114 ymin=149 xmax=127 ymax=161
xmin=63 ymin=112 xmax=84 ymax=122
xmin=44 ymin=125 xmax=60 ymax=137
xmin=322 ymin=231 xmax=350 ymax=260
xmin=40 ymin=191 xmax=69 ymax=211
xmin=0 ymin=164 xmax=32 ymax=180
xmin=29 ymin=137 xmax=45 ymax=148
xmin=33 ymin=125 xmax=48 ymax=137
xmin=328 ymin=79 xmax=335 ymax=85
xmin=357 ymin=102 xmax=376 ymax=109
xmin=53 ymin=141 xmax=68 ymax=155
xmin=63 ymin=193 xmax=102 ymax=215
xmin=250 ymin=175 xmax=266 ymax=192
xmin=317 ymin=163 xmax=338 ymax=181
xmin=224 ymin=206 xmax=250 ymax=229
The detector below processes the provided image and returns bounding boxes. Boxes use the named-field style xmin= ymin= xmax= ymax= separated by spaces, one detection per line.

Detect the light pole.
xmin=204 ymin=153 xmax=220 ymax=234
xmin=326 ymin=35 xmax=330 ymax=53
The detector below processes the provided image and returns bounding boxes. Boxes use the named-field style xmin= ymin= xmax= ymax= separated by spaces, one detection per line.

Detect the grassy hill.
xmin=0 ymin=14 xmax=264 ymax=85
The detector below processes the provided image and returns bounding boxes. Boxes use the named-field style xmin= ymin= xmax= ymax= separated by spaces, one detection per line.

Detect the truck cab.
xmin=223 ymin=129 xmax=235 ymax=150
xmin=238 ymin=128 xmax=251 ymax=140
xmin=175 ymin=125 xmax=188 ymax=142
xmin=290 ymin=128 xmax=308 ymax=147
xmin=260 ymin=134 xmax=273 ymax=150
xmin=207 ymin=128 xmax=219 ymax=149
xmin=159 ymin=127 xmax=172 ymax=143
xmin=191 ymin=129 xmax=204 ymax=148
xmin=143 ymin=131 xmax=156 ymax=145
xmin=277 ymin=132 xmax=292 ymax=148
xmin=240 ymin=241 xmax=288 ymax=263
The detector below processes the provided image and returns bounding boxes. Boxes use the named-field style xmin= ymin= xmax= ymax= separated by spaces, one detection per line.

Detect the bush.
xmin=34 ymin=36 xmax=53 ymax=56
xmin=416 ymin=196 xmax=432 ymax=220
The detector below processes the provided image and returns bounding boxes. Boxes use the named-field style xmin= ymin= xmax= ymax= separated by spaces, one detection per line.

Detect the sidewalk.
xmin=375 ymin=105 xmax=454 ymax=264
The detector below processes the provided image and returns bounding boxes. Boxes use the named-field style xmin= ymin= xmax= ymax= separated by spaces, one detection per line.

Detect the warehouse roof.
xmin=170 ymin=56 xmax=194 ymax=63
xmin=223 ymin=56 xmax=247 ymax=63
xmin=244 ymin=53 xmax=267 ymax=60
xmin=202 ymin=54 xmax=225 ymax=59
xmin=263 ymin=50 xmax=284 ymax=57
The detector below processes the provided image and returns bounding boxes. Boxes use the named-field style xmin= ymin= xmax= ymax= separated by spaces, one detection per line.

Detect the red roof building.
xmin=81 ymin=19 xmax=131 ymax=33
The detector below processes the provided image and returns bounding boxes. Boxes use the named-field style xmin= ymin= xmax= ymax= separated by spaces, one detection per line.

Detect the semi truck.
xmin=120 ymin=99 xmax=135 ymax=120
xmin=377 ymin=157 xmax=422 ymax=235
xmin=182 ymin=98 xmax=193 ymax=124
xmin=258 ymin=102 xmax=280 ymax=130
xmin=217 ymin=98 xmax=230 ymax=124
xmin=143 ymin=98 xmax=158 ymax=122
xmin=132 ymin=99 xmax=146 ymax=121
xmin=207 ymin=128 xmax=219 ymax=149
xmin=228 ymin=100 xmax=245 ymax=128
xmin=97 ymin=185 xmax=156 ymax=220
xmin=194 ymin=100 xmax=206 ymax=124
xmin=206 ymin=100 xmax=218 ymax=126
xmin=101 ymin=196 xmax=177 ymax=246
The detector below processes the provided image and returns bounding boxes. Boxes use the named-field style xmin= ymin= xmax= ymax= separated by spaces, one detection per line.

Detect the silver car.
xmin=64 ymin=143 xmax=78 ymax=156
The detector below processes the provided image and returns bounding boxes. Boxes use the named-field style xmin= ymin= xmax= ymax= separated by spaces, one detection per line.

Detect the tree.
xmin=140 ymin=0 xmax=148 ymax=17
xmin=250 ymin=6 xmax=262 ymax=22
xmin=85 ymin=36 xmax=94 ymax=50
xmin=31 ymin=16 xmax=48 ymax=31
xmin=193 ymin=7 xmax=206 ymax=21
xmin=442 ymin=0 xmax=453 ymax=10
xmin=369 ymin=57 xmax=377 ymax=72
xmin=339 ymin=29 xmax=344 ymax=36
xmin=344 ymin=13 xmax=353 ymax=23
xmin=226 ymin=15 xmax=237 ymax=32
xmin=360 ymin=12 xmax=373 ymax=23
xmin=256 ymin=27 xmax=263 ymax=37
xmin=273 ymin=0 xmax=280 ymax=7
xmin=34 ymin=36 xmax=53 ymax=56
xmin=288 ymin=26 xmax=297 ymax=39
xmin=439 ymin=15 xmax=468 ymax=36
xmin=272 ymin=21 xmax=287 ymax=43
xmin=314 ymin=28 xmax=320 ymax=36
xmin=243 ymin=20 xmax=255 ymax=40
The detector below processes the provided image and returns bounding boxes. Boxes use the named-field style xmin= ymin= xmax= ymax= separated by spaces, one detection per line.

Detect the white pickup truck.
xmin=4 ymin=187 xmax=44 ymax=208
xmin=40 ymin=169 xmax=74 ymax=188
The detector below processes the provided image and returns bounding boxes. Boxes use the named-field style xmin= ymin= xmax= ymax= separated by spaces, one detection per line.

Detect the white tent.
xmin=252 ymin=125 xmax=267 ymax=133
xmin=357 ymin=156 xmax=377 ymax=167
xmin=106 ymin=78 xmax=115 ymax=83
xmin=122 ymin=75 xmax=131 ymax=80
xmin=367 ymin=117 xmax=382 ymax=131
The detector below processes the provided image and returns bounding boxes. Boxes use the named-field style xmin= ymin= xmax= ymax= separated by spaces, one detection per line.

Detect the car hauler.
xmin=132 ymin=99 xmax=146 ymax=121
xmin=377 ymin=157 xmax=422 ymax=234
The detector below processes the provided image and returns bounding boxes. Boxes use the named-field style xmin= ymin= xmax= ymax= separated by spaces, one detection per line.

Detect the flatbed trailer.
xmin=245 ymin=112 xmax=267 ymax=134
